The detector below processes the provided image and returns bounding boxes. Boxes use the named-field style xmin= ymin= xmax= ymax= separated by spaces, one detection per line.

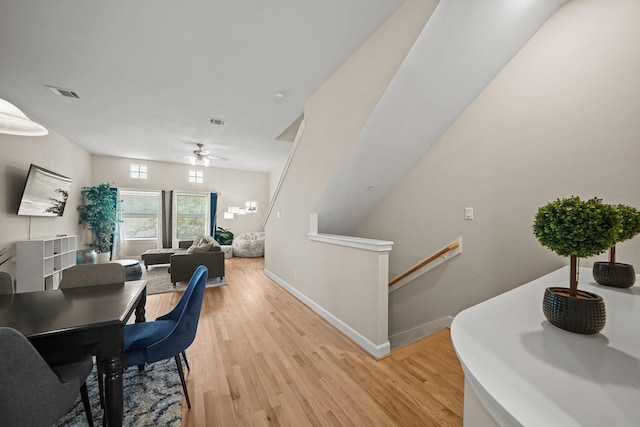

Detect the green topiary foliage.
xmin=615 ymin=204 xmax=640 ymax=243
xmin=533 ymin=196 xmax=620 ymax=258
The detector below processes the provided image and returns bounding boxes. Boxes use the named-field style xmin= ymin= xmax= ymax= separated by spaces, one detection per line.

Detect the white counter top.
xmin=451 ymin=266 xmax=640 ymax=427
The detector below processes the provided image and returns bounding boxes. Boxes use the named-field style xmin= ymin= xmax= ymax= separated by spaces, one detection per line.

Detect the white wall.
xmin=265 ymin=0 xmax=438 ymax=354
xmin=356 ymin=0 xmax=640 ymax=337
xmin=0 ymin=130 xmax=92 ymax=280
xmin=268 ymin=163 xmax=285 ymax=203
xmin=92 ymin=155 xmax=269 ymax=255
xmin=313 ymin=0 xmax=568 ymax=236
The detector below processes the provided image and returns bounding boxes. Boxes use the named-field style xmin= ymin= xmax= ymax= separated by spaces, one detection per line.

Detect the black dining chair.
xmin=0 ymin=271 xmax=13 ymax=294
xmin=59 ymin=263 xmax=125 ymax=288
xmin=59 ymin=262 xmax=126 ymax=411
xmin=0 ymin=327 xmax=94 ymax=427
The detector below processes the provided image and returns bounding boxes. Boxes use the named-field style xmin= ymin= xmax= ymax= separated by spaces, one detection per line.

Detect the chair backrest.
xmin=147 ymin=265 xmax=208 ymax=362
xmin=60 ymin=263 xmax=125 ymax=288
xmin=0 ymin=327 xmax=84 ymax=426
xmin=0 ymin=271 xmax=14 ymax=295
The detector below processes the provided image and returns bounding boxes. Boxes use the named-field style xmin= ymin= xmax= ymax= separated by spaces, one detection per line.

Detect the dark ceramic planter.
xmin=592 ymin=262 xmax=636 ymax=288
xmin=543 ymin=287 xmax=606 ymax=335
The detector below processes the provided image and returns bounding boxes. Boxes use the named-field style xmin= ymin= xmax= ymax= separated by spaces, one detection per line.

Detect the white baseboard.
xmin=389 ymin=316 xmax=454 ymax=349
xmin=264 ymin=268 xmax=391 ymax=359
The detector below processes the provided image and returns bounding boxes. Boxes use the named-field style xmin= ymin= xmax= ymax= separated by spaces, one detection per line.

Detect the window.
xmin=175 ymin=193 xmax=209 ymax=239
xmin=188 ymin=170 xmax=203 ymax=183
xmin=130 ymin=164 xmax=147 ymax=179
xmin=120 ymin=190 xmax=159 ymax=239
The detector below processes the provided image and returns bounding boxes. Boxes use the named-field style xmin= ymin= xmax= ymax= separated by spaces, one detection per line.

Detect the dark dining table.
xmin=0 ymin=280 xmax=147 ymax=427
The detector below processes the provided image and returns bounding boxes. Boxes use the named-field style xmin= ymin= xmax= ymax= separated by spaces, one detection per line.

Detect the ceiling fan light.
xmin=187 ymin=156 xmax=197 ymax=165
xmin=0 ymin=98 xmax=48 ymax=136
xmin=203 ymin=157 xmax=210 ymax=167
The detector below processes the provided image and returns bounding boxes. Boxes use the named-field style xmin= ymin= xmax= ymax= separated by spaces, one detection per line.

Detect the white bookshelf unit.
xmin=16 ymin=235 xmax=76 ymax=293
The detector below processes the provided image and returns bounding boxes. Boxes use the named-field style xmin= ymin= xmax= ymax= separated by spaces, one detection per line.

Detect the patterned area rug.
xmin=56 ymin=358 xmax=182 ymax=427
xmin=141 ymin=263 xmax=226 ymax=295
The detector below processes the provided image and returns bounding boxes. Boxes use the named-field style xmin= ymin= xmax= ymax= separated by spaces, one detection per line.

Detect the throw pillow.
xmin=192 ymin=235 xmax=217 ymax=247
xmin=202 ymin=235 xmax=217 ymax=245
xmin=187 ymin=242 xmax=214 ymax=253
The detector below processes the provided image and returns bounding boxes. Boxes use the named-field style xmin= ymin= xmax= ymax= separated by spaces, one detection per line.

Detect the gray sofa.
xmin=141 ymin=240 xmax=192 ymax=270
xmin=169 ymin=237 xmax=225 ymax=285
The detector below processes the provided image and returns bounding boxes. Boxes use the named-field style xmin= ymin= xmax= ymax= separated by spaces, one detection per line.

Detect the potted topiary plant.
xmin=77 ymin=183 xmax=120 ymax=263
xmin=593 ymin=204 xmax=640 ymax=288
xmin=533 ymin=196 xmax=620 ymax=334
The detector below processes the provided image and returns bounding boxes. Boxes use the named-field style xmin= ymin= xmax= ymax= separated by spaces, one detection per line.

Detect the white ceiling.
xmin=0 ymin=0 xmax=405 ymax=173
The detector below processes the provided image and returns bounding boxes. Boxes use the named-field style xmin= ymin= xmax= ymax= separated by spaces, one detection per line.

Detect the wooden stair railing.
xmin=388 ymin=242 xmax=460 ymax=287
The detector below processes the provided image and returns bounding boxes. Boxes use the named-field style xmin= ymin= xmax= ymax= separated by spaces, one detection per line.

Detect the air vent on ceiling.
xmin=46 ymin=86 xmax=81 ymax=99
xmin=209 ymin=117 xmax=227 ymax=126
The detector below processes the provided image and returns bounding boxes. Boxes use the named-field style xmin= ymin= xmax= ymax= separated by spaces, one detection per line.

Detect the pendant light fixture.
xmin=0 ymin=98 xmax=48 ymax=136
xmin=187 ymin=154 xmax=211 ymax=167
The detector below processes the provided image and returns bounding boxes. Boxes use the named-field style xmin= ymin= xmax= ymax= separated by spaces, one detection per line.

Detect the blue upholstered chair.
xmin=0 ymin=327 xmax=94 ymax=427
xmin=123 ymin=265 xmax=208 ymax=409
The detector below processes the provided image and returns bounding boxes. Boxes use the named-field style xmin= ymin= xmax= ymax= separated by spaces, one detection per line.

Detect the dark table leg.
xmin=103 ymin=355 xmax=124 ymax=427
xmin=135 ymin=288 xmax=147 ymax=323
xmin=103 ymin=288 xmax=146 ymax=426
xmin=135 ymin=288 xmax=147 ymax=372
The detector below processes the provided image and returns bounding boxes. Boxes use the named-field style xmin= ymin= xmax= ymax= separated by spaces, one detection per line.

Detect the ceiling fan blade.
xmin=207 ymin=155 xmax=229 ymax=161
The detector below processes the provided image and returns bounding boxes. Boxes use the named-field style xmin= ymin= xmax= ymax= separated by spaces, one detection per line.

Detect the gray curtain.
xmin=161 ymin=190 xmax=173 ymax=248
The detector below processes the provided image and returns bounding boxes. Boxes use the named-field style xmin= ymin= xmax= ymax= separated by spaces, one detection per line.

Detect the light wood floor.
xmin=143 ymin=257 xmax=464 ymax=426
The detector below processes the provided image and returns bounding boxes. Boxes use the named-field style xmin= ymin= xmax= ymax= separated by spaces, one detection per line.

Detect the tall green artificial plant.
xmin=77 ymin=183 xmax=120 ymax=254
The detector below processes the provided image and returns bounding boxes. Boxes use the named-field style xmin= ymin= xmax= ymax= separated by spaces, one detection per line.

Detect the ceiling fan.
xmin=184 ymin=143 xmax=228 ymax=167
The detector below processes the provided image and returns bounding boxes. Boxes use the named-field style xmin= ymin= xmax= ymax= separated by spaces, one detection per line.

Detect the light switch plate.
xmin=464 ymin=207 xmax=473 ymax=220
